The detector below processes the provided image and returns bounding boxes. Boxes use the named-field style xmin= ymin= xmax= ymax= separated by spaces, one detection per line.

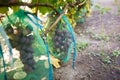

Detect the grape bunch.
xmin=53 ymin=29 xmax=72 ymax=59
xmin=5 ymin=23 xmax=35 ymax=72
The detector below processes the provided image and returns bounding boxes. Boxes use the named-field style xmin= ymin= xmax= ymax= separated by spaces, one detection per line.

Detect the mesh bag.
xmin=0 ymin=9 xmax=52 ymax=80
xmin=0 ymin=26 xmax=13 ymax=80
xmin=46 ymin=12 xmax=76 ymax=67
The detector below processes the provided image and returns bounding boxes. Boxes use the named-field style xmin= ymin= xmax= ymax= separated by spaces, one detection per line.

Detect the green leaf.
xmin=11 ymin=6 xmax=19 ymax=12
xmin=32 ymin=0 xmax=52 ymax=3
xmin=32 ymin=0 xmax=37 ymax=3
xmin=32 ymin=0 xmax=53 ymax=14
xmin=0 ymin=7 xmax=8 ymax=14
xmin=39 ymin=7 xmax=51 ymax=14
xmin=70 ymin=8 xmax=76 ymax=14
xmin=67 ymin=0 xmax=74 ymax=3
xmin=80 ymin=0 xmax=84 ymax=2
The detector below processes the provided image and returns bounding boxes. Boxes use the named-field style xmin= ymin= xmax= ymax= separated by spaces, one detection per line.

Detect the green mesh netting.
xmin=0 ymin=9 xmax=52 ymax=80
xmin=46 ymin=13 xmax=76 ymax=63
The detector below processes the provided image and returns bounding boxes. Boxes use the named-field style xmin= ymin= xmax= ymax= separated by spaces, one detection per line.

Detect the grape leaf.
xmin=32 ymin=0 xmax=52 ymax=3
xmin=50 ymin=55 xmax=60 ymax=68
xmin=67 ymin=0 xmax=74 ymax=3
xmin=80 ymin=0 xmax=84 ymax=2
xmin=11 ymin=6 xmax=19 ymax=12
xmin=32 ymin=0 xmax=37 ymax=3
xmin=0 ymin=7 xmax=8 ymax=14
xmin=39 ymin=7 xmax=51 ymax=14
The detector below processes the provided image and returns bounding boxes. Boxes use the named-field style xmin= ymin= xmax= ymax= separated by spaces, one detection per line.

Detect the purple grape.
xmin=27 ymin=59 xmax=35 ymax=65
xmin=20 ymin=37 xmax=26 ymax=43
xmin=24 ymin=64 xmax=33 ymax=72
xmin=25 ymin=47 xmax=34 ymax=53
xmin=27 ymin=35 xmax=34 ymax=40
xmin=27 ymin=53 xmax=33 ymax=59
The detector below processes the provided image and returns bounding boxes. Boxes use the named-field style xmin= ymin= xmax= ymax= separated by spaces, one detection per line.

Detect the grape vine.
xmin=0 ymin=0 xmax=92 ymax=28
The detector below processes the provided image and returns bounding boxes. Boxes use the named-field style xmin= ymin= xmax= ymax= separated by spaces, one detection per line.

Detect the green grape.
xmin=56 ymin=48 xmax=61 ymax=53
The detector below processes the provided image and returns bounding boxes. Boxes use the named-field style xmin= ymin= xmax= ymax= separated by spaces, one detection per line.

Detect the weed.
xmin=76 ymin=41 xmax=89 ymax=52
xmin=90 ymin=33 xmax=109 ymax=41
xmin=94 ymin=5 xmax=111 ymax=14
xmin=86 ymin=28 xmax=109 ymax=41
xmin=112 ymin=49 xmax=120 ymax=57
xmin=100 ymin=52 xmax=111 ymax=64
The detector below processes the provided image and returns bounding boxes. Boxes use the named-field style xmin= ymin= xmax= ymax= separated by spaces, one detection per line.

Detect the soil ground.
xmin=54 ymin=0 xmax=120 ymax=80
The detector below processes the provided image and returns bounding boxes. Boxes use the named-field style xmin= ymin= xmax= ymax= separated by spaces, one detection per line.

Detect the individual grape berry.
xmin=31 ymin=65 xmax=36 ymax=70
xmin=66 ymin=34 xmax=71 ymax=39
xmin=27 ymin=59 xmax=35 ymax=65
xmin=20 ymin=37 xmax=26 ymax=43
xmin=25 ymin=38 xmax=30 ymax=44
xmin=53 ymin=36 xmax=58 ymax=41
xmin=26 ymin=39 xmax=33 ymax=45
xmin=24 ymin=64 xmax=33 ymax=72
xmin=55 ymin=30 xmax=61 ymax=35
xmin=67 ymin=38 xmax=72 ymax=43
xmin=25 ymin=47 xmax=34 ymax=53
xmin=20 ymin=45 xmax=26 ymax=51
xmin=58 ymin=36 xmax=62 ymax=41
xmin=56 ymin=48 xmax=61 ymax=53
xmin=20 ymin=53 xmax=28 ymax=60
xmin=27 ymin=53 xmax=33 ymax=59
xmin=54 ymin=41 xmax=60 ymax=47
xmin=20 ymin=58 xmax=27 ymax=64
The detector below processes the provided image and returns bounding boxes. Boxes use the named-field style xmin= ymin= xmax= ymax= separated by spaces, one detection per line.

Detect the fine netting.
xmin=0 ymin=26 xmax=13 ymax=80
xmin=0 ymin=9 xmax=52 ymax=80
xmin=46 ymin=12 xmax=76 ymax=66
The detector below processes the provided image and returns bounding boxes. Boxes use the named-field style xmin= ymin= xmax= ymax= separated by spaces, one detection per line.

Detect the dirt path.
xmin=54 ymin=1 xmax=120 ymax=80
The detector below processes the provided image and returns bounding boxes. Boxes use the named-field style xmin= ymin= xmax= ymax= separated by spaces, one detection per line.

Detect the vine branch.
xmin=0 ymin=0 xmax=87 ymax=34
xmin=69 ymin=0 xmax=87 ymax=7
xmin=44 ymin=0 xmax=86 ymax=34
xmin=44 ymin=4 xmax=68 ymax=35
xmin=0 ymin=2 xmax=58 ymax=14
